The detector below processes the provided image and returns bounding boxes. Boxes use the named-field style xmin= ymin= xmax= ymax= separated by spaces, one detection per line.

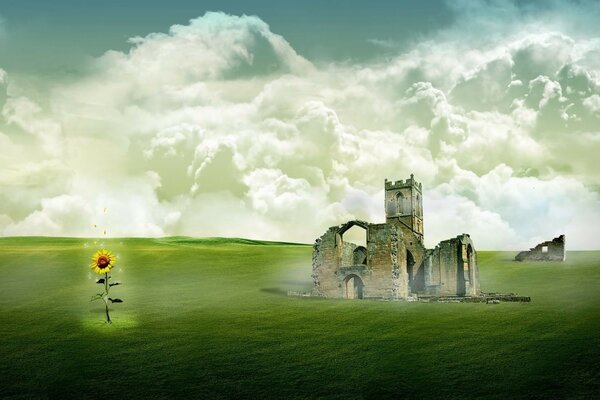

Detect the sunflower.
xmin=91 ymin=249 xmax=117 ymax=274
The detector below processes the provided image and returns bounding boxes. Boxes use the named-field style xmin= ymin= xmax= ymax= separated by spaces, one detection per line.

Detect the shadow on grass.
xmin=260 ymin=287 xmax=288 ymax=296
xmin=277 ymin=279 xmax=312 ymax=286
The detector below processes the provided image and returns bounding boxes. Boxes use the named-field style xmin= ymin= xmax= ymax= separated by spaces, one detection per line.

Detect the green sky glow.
xmin=1 ymin=0 xmax=453 ymax=75
xmin=1 ymin=1 xmax=600 ymax=249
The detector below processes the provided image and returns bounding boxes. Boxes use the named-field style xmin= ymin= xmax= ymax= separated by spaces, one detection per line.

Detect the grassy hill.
xmin=0 ymin=237 xmax=599 ymax=399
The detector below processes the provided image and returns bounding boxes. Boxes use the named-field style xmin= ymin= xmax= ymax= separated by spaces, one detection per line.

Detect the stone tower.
xmin=384 ymin=174 xmax=424 ymax=243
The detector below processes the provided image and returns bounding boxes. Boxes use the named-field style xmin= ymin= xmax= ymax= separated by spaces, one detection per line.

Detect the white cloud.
xmin=583 ymin=94 xmax=600 ymax=114
xmin=2 ymin=8 xmax=600 ymax=249
xmin=427 ymin=164 xmax=600 ymax=249
xmin=2 ymin=96 xmax=64 ymax=155
xmin=4 ymin=195 xmax=91 ymax=236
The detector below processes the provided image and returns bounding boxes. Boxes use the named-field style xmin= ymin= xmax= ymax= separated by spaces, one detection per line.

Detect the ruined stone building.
xmin=515 ymin=235 xmax=566 ymax=262
xmin=312 ymin=175 xmax=480 ymax=300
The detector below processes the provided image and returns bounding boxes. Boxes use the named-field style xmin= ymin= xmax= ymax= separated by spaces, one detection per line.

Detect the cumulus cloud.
xmin=2 ymin=6 xmax=600 ymax=249
xmin=426 ymin=164 xmax=600 ymax=249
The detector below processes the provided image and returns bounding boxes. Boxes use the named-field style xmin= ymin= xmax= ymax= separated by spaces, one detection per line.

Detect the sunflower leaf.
xmin=96 ymin=278 xmax=105 ymax=284
xmin=90 ymin=293 xmax=103 ymax=302
xmin=109 ymin=282 xmax=120 ymax=287
xmin=108 ymin=298 xmax=124 ymax=303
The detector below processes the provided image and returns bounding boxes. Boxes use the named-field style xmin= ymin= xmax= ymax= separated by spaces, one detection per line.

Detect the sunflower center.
xmin=97 ymin=256 xmax=110 ymax=268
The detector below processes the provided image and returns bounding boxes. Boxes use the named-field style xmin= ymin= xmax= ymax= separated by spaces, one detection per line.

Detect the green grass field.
xmin=1 ymin=237 xmax=599 ymax=399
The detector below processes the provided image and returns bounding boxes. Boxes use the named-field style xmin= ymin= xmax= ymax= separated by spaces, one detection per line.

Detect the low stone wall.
xmin=288 ymin=291 xmax=531 ymax=303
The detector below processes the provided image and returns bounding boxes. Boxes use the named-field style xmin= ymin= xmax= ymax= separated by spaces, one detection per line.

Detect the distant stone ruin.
xmin=312 ymin=175 xmax=481 ymax=300
xmin=515 ymin=235 xmax=566 ymax=262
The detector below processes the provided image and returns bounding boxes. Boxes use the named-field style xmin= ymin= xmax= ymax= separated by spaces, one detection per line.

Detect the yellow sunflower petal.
xmin=90 ymin=248 xmax=116 ymax=275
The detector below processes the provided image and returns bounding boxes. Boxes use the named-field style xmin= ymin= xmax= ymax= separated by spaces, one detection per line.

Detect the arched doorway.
xmin=406 ymin=250 xmax=415 ymax=294
xmin=343 ymin=274 xmax=364 ymax=299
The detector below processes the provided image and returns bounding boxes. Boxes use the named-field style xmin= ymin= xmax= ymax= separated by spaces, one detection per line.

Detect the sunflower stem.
xmin=104 ymin=272 xmax=111 ymax=323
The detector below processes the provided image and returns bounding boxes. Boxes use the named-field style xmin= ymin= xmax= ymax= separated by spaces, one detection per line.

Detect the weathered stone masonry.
xmin=515 ymin=235 xmax=566 ymax=262
xmin=312 ymin=175 xmax=481 ymax=300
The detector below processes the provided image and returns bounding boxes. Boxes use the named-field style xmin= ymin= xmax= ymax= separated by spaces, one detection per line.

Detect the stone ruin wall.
xmin=426 ymin=240 xmax=456 ymax=296
xmin=424 ymin=235 xmax=480 ymax=297
xmin=395 ymin=226 xmax=427 ymax=294
xmin=367 ymin=224 xmax=408 ymax=299
xmin=312 ymin=222 xmax=484 ymax=299
xmin=312 ymin=223 xmax=409 ymax=299
xmin=311 ymin=175 xmax=484 ymax=300
xmin=515 ymin=235 xmax=566 ymax=262
xmin=311 ymin=228 xmax=337 ymax=297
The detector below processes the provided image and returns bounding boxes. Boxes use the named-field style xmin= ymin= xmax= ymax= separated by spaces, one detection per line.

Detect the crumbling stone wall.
xmin=312 ymin=223 xmax=481 ymax=299
xmin=367 ymin=223 xmax=407 ymax=299
xmin=515 ymin=235 xmax=566 ymax=262
xmin=311 ymin=176 xmax=482 ymax=300
xmin=311 ymin=221 xmax=409 ymax=299
xmin=341 ymin=242 xmax=358 ymax=267
xmin=312 ymin=229 xmax=337 ymax=297
xmin=423 ymin=234 xmax=480 ymax=296
xmin=396 ymin=228 xmax=427 ymax=295
xmin=311 ymin=238 xmax=323 ymax=296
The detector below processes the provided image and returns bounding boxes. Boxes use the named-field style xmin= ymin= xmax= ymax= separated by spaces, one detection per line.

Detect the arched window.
xmin=338 ymin=222 xmax=368 ymax=268
xmin=353 ymin=246 xmax=367 ymax=265
xmin=396 ymin=192 xmax=411 ymax=215
xmin=396 ymin=192 xmax=404 ymax=215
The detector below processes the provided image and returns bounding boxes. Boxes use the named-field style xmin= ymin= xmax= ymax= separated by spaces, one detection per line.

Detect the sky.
xmin=1 ymin=0 xmax=600 ymax=249
xmin=0 ymin=0 xmax=454 ymax=75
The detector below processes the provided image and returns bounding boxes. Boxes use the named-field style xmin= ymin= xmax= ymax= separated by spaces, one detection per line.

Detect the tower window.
xmin=396 ymin=192 xmax=410 ymax=215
